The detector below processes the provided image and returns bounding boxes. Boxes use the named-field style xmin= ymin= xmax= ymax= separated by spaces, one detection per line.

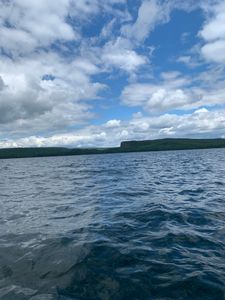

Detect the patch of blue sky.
xmin=90 ymin=74 xmax=141 ymax=124
xmin=146 ymin=9 xmax=205 ymax=73
xmin=42 ymin=74 xmax=55 ymax=81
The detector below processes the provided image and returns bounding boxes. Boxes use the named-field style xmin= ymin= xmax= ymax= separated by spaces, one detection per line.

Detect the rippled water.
xmin=1 ymin=149 xmax=225 ymax=299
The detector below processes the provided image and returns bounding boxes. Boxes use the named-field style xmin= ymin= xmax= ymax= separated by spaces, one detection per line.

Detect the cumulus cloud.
xmin=0 ymin=0 xmax=135 ymax=139
xmin=101 ymin=38 xmax=147 ymax=73
xmin=98 ymin=0 xmax=174 ymax=74
xmin=122 ymin=83 xmax=191 ymax=112
xmin=105 ymin=119 xmax=121 ymax=128
xmin=0 ymin=52 xmax=105 ymax=136
xmin=0 ymin=0 xmax=77 ymax=56
xmin=121 ymin=70 xmax=225 ymax=113
xmin=199 ymin=1 xmax=225 ymax=63
xmin=201 ymin=40 xmax=225 ymax=63
xmin=0 ymin=0 xmax=136 ymax=142
xmin=0 ymin=0 xmax=128 ymax=56
xmin=1 ymin=108 xmax=225 ymax=148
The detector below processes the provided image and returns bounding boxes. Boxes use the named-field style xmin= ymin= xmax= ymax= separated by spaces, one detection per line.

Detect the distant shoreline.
xmin=1 ymin=138 xmax=225 ymax=159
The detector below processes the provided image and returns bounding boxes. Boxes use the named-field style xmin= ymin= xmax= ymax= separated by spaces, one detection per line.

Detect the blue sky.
xmin=0 ymin=0 xmax=225 ymax=147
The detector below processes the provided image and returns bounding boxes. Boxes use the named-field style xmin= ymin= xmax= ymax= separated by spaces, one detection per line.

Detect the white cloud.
xmin=2 ymin=108 xmax=225 ymax=148
xmin=0 ymin=0 xmax=134 ymax=141
xmin=200 ymin=3 xmax=225 ymax=41
xmin=70 ymin=0 xmax=129 ymax=21
xmin=0 ymin=52 xmax=105 ymax=136
xmin=84 ymin=36 xmax=147 ymax=74
xmin=70 ymin=0 xmax=100 ymax=16
xmin=149 ymin=88 xmax=189 ymax=110
xmin=121 ymin=0 xmax=170 ymax=43
xmin=121 ymin=70 xmax=225 ymax=112
xmin=194 ymin=107 xmax=209 ymax=114
xmin=201 ymin=40 xmax=225 ymax=63
xmin=0 ymin=0 xmax=77 ymax=56
xmin=105 ymin=119 xmax=121 ymax=128
xmin=102 ymin=41 xmax=147 ymax=72
xmin=122 ymin=83 xmax=191 ymax=112
xmin=176 ymin=55 xmax=200 ymax=68
xmin=101 ymin=18 xmax=117 ymax=39
xmin=199 ymin=1 xmax=225 ymax=63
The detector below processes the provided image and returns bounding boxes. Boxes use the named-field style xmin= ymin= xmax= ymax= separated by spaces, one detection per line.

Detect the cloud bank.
xmin=0 ymin=0 xmax=225 ymax=147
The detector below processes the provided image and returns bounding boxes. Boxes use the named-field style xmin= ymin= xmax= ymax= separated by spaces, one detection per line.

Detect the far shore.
xmin=1 ymin=138 xmax=225 ymax=160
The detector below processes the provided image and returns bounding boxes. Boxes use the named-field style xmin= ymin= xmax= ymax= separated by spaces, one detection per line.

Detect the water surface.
xmin=0 ymin=149 xmax=225 ymax=299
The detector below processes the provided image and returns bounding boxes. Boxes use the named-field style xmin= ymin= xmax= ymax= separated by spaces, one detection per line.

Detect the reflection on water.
xmin=0 ymin=149 xmax=225 ymax=299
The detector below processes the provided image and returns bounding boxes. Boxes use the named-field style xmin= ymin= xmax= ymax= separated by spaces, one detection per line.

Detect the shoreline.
xmin=1 ymin=138 xmax=225 ymax=160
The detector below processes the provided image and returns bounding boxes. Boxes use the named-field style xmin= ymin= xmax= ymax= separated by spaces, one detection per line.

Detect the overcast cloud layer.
xmin=0 ymin=0 xmax=225 ymax=148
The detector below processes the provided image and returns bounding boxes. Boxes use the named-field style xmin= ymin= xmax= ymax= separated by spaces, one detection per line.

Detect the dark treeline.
xmin=0 ymin=147 xmax=121 ymax=159
xmin=1 ymin=138 xmax=225 ymax=159
xmin=120 ymin=138 xmax=225 ymax=151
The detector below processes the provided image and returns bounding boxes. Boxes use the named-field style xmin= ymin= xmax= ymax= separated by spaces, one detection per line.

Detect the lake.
xmin=0 ymin=149 xmax=225 ymax=299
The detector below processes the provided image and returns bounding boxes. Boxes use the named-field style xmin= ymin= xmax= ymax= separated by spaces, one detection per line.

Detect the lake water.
xmin=0 ymin=149 xmax=225 ymax=299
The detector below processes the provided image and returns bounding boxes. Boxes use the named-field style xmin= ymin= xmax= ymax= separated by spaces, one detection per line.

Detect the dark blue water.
xmin=0 ymin=149 xmax=225 ymax=300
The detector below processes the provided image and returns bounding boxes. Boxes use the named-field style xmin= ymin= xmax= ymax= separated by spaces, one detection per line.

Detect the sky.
xmin=0 ymin=0 xmax=225 ymax=148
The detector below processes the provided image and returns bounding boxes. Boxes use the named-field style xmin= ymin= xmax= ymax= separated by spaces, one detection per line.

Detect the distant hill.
xmin=1 ymin=138 xmax=225 ymax=159
xmin=0 ymin=146 xmax=120 ymax=159
xmin=120 ymin=138 xmax=225 ymax=152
